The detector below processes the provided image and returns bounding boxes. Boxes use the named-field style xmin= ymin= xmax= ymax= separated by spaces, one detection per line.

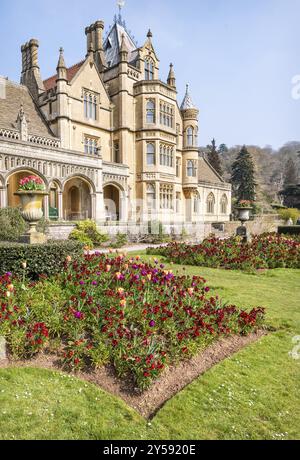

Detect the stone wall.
xmin=223 ymin=215 xmax=284 ymax=238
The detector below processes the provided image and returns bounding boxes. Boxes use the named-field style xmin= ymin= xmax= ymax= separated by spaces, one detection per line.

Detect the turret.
xmin=180 ymin=84 xmax=199 ymax=191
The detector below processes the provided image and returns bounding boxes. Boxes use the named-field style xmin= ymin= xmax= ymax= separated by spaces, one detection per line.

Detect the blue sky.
xmin=0 ymin=0 xmax=299 ymax=149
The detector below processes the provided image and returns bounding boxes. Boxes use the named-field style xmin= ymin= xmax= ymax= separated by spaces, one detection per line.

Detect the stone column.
xmin=58 ymin=191 xmax=63 ymax=220
xmin=95 ymin=191 xmax=105 ymax=222
xmin=0 ymin=187 xmax=7 ymax=209
xmin=43 ymin=195 xmax=49 ymax=220
xmin=91 ymin=193 xmax=96 ymax=220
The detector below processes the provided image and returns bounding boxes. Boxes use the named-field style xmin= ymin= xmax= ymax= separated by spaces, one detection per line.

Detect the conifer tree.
xmin=231 ymin=145 xmax=256 ymax=202
xmin=207 ymin=139 xmax=223 ymax=176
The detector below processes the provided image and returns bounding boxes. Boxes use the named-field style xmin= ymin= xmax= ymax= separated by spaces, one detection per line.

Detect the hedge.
xmin=278 ymin=226 xmax=300 ymax=236
xmin=0 ymin=240 xmax=84 ymax=279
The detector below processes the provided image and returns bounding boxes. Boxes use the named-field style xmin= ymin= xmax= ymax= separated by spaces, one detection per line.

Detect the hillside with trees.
xmin=201 ymin=141 xmax=300 ymax=212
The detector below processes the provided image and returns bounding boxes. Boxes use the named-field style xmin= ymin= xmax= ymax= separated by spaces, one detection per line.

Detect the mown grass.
xmin=0 ymin=255 xmax=299 ymax=440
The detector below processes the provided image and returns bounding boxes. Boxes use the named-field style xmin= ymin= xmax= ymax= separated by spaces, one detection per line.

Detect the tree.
xmin=284 ymin=158 xmax=298 ymax=186
xmin=231 ymin=145 xmax=256 ymax=202
xmin=218 ymin=143 xmax=228 ymax=155
xmin=206 ymin=139 xmax=223 ymax=176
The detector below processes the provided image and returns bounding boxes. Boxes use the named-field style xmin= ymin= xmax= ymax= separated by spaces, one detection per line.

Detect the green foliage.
xmin=0 ymin=240 xmax=84 ymax=279
xmin=207 ymin=138 xmax=223 ymax=176
xmin=0 ymin=207 xmax=26 ymax=242
xmin=278 ymin=226 xmax=300 ymax=235
xmin=278 ymin=208 xmax=300 ymax=224
xmin=69 ymin=229 xmax=93 ymax=247
xmin=69 ymin=220 xmax=109 ymax=248
xmin=231 ymin=145 xmax=256 ymax=202
xmin=111 ymin=232 xmax=128 ymax=249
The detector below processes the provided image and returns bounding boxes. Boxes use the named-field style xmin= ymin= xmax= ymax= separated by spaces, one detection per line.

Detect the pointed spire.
xmin=56 ymin=47 xmax=67 ymax=81
xmin=147 ymin=29 xmax=153 ymax=41
xmin=119 ymin=33 xmax=128 ymax=62
xmin=57 ymin=47 xmax=66 ymax=69
xmin=180 ymin=84 xmax=196 ymax=110
xmin=167 ymin=63 xmax=176 ymax=88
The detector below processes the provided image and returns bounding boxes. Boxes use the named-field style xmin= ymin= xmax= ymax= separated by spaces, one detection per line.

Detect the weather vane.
xmin=117 ymin=0 xmax=125 ymax=13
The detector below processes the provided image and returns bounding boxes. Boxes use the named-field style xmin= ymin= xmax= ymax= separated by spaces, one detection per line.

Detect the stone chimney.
xmin=85 ymin=21 xmax=107 ymax=70
xmin=20 ymin=39 xmax=45 ymax=99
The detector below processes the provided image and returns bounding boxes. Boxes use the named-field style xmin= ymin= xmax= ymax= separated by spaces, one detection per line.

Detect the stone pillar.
xmin=91 ymin=193 xmax=96 ymax=220
xmin=43 ymin=195 xmax=49 ymax=220
xmin=120 ymin=191 xmax=128 ymax=223
xmin=58 ymin=191 xmax=63 ymax=220
xmin=95 ymin=191 xmax=105 ymax=222
xmin=0 ymin=187 xmax=7 ymax=208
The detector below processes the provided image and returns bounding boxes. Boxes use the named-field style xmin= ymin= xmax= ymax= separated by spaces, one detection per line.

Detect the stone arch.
xmin=62 ymin=175 xmax=94 ymax=221
xmin=62 ymin=173 xmax=96 ymax=194
xmin=0 ymin=174 xmax=5 ymax=187
xmin=103 ymin=182 xmax=126 ymax=222
xmin=5 ymin=167 xmax=49 ymax=190
xmin=5 ymin=168 xmax=48 ymax=209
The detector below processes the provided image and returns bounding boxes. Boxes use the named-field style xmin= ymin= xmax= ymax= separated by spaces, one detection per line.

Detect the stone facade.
xmin=0 ymin=11 xmax=231 ymax=234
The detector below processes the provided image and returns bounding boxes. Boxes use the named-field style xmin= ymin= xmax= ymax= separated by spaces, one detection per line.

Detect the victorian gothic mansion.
xmin=0 ymin=11 xmax=231 ymax=234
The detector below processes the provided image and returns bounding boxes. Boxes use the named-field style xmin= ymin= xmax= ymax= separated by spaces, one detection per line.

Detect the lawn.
xmin=0 ymin=256 xmax=299 ymax=440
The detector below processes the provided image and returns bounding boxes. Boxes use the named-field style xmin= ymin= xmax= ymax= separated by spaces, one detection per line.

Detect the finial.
xmin=147 ymin=29 xmax=153 ymax=39
xmin=117 ymin=0 xmax=125 ymax=12
xmin=57 ymin=46 xmax=66 ymax=73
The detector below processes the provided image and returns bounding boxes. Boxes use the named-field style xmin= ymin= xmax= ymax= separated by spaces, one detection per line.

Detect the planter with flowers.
xmin=235 ymin=200 xmax=253 ymax=224
xmin=14 ymin=175 xmax=48 ymax=244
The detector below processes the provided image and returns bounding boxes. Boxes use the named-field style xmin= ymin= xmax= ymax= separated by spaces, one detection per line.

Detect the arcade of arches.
xmin=5 ymin=170 xmax=96 ymax=222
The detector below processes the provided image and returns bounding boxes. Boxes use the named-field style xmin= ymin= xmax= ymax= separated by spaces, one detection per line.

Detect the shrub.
xmin=111 ymin=232 xmax=128 ymax=249
xmin=0 ymin=240 xmax=84 ymax=279
xmin=278 ymin=208 xmax=300 ymax=224
xmin=69 ymin=220 xmax=109 ymax=248
xmin=0 ymin=207 xmax=26 ymax=242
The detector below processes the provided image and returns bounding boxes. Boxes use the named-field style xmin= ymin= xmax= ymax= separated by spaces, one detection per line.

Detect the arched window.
xmin=220 ymin=194 xmax=228 ymax=214
xmin=187 ymin=127 xmax=194 ymax=147
xmin=146 ymin=143 xmax=155 ymax=165
xmin=145 ymin=59 xmax=154 ymax=80
xmin=207 ymin=193 xmax=215 ymax=214
xmin=147 ymin=184 xmax=156 ymax=209
xmin=146 ymin=100 xmax=155 ymax=123
xmin=187 ymin=160 xmax=196 ymax=177
xmin=194 ymin=192 xmax=200 ymax=214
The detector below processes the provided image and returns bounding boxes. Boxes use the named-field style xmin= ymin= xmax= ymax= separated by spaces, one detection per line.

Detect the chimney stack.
xmin=20 ymin=39 xmax=45 ymax=99
xmin=85 ymin=20 xmax=107 ymax=70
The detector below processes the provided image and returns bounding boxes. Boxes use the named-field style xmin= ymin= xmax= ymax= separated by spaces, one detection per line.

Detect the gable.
xmin=68 ymin=58 xmax=111 ymax=108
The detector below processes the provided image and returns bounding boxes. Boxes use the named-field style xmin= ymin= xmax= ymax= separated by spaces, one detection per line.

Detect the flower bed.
xmin=0 ymin=254 xmax=265 ymax=389
xmin=147 ymin=234 xmax=300 ymax=271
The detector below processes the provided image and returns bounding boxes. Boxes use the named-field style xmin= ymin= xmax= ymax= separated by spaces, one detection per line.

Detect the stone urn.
xmin=235 ymin=206 xmax=252 ymax=225
xmin=235 ymin=206 xmax=252 ymax=243
xmin=14 ymin=190 xmax=48 ymax=244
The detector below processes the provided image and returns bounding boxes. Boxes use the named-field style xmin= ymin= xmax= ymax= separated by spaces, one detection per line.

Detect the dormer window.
xmin=84 ymin=90 xmax=98 ymax=121
xmin=145 ymin=59 xmax=154 ymax=80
